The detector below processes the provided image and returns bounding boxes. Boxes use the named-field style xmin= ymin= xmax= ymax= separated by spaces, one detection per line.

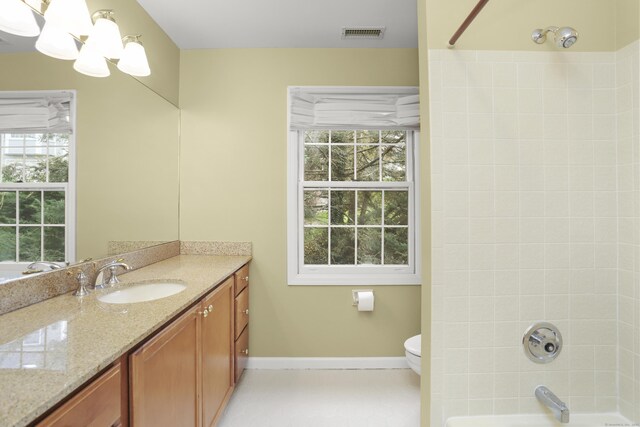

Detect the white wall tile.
xmin=430 ymin=46 xmax=634 ymax=422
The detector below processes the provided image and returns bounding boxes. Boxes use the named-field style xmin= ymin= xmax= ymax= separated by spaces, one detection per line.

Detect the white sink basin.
xmin=97 ymin=282 xmax=186 ymax=304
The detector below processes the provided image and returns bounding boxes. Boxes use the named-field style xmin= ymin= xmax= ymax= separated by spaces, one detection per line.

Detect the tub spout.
xmin=535 ymin=385 xmax=569 ymax=423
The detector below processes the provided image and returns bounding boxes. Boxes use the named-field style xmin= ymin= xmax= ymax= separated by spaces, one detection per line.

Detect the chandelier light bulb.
xmin=0 ymin=0 xmax=40 ymax=37
xmin=36 ymin=22 xmax=79 ymax=60
xmin=86 ymin=10 xmax=123 ymax=59
xmin=44 ymin=0 xmax=93 ymax=37
xmin=73 ymin=43 xmax=110 ymax=78
xmin=117 ymin=36 xmax=151 ymax=77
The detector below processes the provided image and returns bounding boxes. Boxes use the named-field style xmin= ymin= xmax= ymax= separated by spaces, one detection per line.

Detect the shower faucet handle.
xmin=522 ymin=322 xmax=563 ymax=364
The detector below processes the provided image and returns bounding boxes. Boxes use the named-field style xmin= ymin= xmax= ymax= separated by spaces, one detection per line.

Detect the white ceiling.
xmin=136 ymin=0 xmax=418 ymax=49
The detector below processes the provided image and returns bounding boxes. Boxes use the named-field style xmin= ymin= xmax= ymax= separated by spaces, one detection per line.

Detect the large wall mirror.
xmin=0 ymin=51 xmax=180 ymax=281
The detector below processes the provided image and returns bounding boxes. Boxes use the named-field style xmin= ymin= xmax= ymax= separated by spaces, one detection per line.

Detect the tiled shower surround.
xmin=430 ymin=42 xmax=640 ymax=424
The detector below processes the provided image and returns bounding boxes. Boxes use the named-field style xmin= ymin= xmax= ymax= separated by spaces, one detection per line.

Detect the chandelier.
xmin=0 ymin=0 xmax=151 ymax=77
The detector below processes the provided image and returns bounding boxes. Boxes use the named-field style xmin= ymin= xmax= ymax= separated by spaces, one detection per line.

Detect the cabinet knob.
xmin=198 ymin=309 xmax=209 ymax=318
xmin=244 ymin=276 xmax=249 ymax=282
xmin=243 ymin=309 xmax=249 ymax=315
xmin=242 ymin=349 xmax=249 ymax=355
xmin=208 ymin=304 xmax=213 ymax=312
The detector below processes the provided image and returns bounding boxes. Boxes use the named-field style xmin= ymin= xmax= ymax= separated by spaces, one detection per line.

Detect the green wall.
xmin=179 ymin=48 xmax=422 ymax=357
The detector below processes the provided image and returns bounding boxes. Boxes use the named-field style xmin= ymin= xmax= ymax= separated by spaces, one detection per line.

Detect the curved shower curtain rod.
xmin=448 ymin=0 xmax=490 ymax=47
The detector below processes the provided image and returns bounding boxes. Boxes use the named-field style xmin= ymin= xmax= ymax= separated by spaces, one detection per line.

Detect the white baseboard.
xmin=246 ymin=357 xmax=409 ymax=370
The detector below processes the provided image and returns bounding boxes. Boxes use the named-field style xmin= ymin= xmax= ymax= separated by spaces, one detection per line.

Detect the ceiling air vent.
xmin=341 ymin=27 xmax=386 ymax=40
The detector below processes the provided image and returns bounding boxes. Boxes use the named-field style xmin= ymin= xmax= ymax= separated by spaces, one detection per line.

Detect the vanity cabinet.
xmin=32 ymin=261 xmax=250 ymax=427
xmin=201 ymin=276 xmax=234 ymax=427
xmin=129 ymin=276 xmax=235 ymax=427
xmin=233 ymin=264 xmax=250 ymax=383
xmin=36 ymin=358 xmax=127 ymax=427
xmin=129 ymin=305 xmax=200 ymax=427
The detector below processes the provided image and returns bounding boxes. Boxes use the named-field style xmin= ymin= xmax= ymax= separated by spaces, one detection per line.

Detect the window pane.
xmin=44 ymin=226 xmax=65 ymax=262
xmin=1 ymin=151 xmax=23 ymax=182
xmin=330 ymin=190 xmax=355 ymax=225
xmin=381 ymin=144 xmax=406 ymax=181
xmin=19 ymin=226 xmax=41 ymax=262
xmin=331 ymin=145 xmax=354 ymax=181
xmin=304 ymin=190 xmax=328 ymax=225
xmin=47 ymin=148 xmax=69 ymax=183
xmin=356 ymin=130 xmax=379 ymax=144
xmin=357 ymin=228 xmax=381 ymax=265
xmin=0 ymin=192 xmax=16 ymax=224
xmin=19 ymin=191 xmax=41 ymax=224
xmin=304 ymin=145 xmax=329 ymax=181
xmin=356 ymin=145 xmax=379 ymax=181
xmin=330 ymin=130 xmax=353 ymax=144
xmin=330 ymin=227 xmax=355 ymax=265
xmin=24 ymin=155 xmax=43 ymax=183
xmin=381 ymin=130 xmax=406 ymax=144
xmin=304 ymin=227 xmax=328 ymax=264
xmin=41 ymin=133 xmax=70 ymax=147
xmin=385 ymin=228 xmax=408 ymax=264
xmin=304 ymin=130 xmax=329 ymax=144
xmin=44 ymin=191 xmax=65 ymax=224
xmin=357 ymin=191 xmax=381 ymax=225
xmin=22 ymin=134 xmax=45 ymax=147
xmin=384 ymin=191 xmax=408 ymax=225
xmin=0 ymin=226 xmax=16 ymax=261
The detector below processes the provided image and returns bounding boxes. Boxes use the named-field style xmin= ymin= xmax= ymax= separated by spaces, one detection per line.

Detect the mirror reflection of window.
xmin=0 ymin=91 xmax=76 ymax=275
xmin=0 ymin=320 xmax=67 ymax=370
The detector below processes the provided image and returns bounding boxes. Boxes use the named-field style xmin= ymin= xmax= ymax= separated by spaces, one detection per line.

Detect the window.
xmin=0 ymin=92 xmax=75 ymax=266
xmin=288 ymin=128 xmax=420 ymax=285
xmin=287 ymin=86 xmax=420 ymax=285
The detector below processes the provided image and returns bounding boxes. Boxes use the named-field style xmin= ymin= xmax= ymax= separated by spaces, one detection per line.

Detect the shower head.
xmin=532 ymin=26 xmax=579 ymax=48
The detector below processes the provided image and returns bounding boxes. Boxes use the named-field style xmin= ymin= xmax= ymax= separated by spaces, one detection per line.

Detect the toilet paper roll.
xmin=356 ymin=291 xmax=374 ymax=311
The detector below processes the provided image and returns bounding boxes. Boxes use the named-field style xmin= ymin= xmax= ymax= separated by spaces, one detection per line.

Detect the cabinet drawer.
xmin=234 ymin=264 xmax=249 ymax=296
xmin=235 ymin=327 xmax=249 ymax=383
xmin=37 ymin=363 xmax=122 ymax=427
xmin=234 ymin=287 xmax=249 ymax=339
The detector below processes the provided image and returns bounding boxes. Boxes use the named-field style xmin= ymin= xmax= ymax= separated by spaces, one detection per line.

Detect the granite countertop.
xmin=0 ymin=254 xmax=251 ymax=427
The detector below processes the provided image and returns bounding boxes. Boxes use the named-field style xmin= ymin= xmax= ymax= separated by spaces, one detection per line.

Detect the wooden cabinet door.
xmin=234 ymin=264 xmax=249 ymax=296
xmin=201 ymin=277 xmax=234 ymax=427
xmin=37 ymin=362 xmax=123 ymax=427
xmin=234 ymin=327 xmax=249 ymax=383
xmin=234 ymin=287 xmax=249 ymax=340
xmin=130 ymin=306 xmax=199 ymax=427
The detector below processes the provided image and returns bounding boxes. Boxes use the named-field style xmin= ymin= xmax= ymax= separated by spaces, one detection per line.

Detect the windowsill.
xmin=288 ymin=272 xmax=421 ymax=286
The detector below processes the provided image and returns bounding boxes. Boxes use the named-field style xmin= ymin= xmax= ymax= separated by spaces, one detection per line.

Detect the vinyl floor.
xmin=217 ymin=369 xmax=421 ymax=427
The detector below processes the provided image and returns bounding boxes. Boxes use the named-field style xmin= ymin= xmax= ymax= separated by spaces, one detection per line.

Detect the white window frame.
xmin=0 ymin=90 xmax=77 ymax=266
xmin=287 ymin=129 xmax=421 ymax=286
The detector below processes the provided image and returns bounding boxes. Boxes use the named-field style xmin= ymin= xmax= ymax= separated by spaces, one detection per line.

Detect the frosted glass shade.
xmin=117 ymin=40 xmax=150 ymax=77
xmin=44 ymin=0 xmax=92 ymax=37
xmin=86 ymin=14 xmax=123 ymax=59
xmin=36 ymin=22 xmax=79 ymax=60
xmin=73 ymin=44 xmax=110 ymax=78
xmin=0 ymin=0 xmax=40 ymax=37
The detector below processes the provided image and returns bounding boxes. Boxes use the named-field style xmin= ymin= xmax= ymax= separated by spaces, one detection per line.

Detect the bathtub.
xmin=446 ymin=413 xmax=635 ymax=427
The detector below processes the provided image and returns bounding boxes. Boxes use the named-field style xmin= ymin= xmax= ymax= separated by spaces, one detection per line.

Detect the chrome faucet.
xmin=73 ymin=271 xmax=90 ymax=297
xmin=23 ymin=261 xmax=64 ymax=274
xmin=535 ymin=385 xmax=569 ymax=423
xmin=95 ymin=259 xmax=132 ymax=289
xmin=28 ymin=261 xmax=63 ymax=270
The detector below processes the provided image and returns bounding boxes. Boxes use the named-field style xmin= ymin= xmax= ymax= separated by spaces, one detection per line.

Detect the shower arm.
xmin=448 ymin=0 xmax=490 ymax=48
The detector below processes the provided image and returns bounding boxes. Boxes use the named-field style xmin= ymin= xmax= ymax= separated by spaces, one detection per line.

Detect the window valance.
xmin=0 ymin=92 xmax=73 ymax=134
xmin=289 ymin=86 xmax=420 ymax=131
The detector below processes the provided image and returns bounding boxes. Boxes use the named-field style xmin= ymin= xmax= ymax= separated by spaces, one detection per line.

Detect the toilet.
xmin=404 ymin=334 xmax=421 ymax=376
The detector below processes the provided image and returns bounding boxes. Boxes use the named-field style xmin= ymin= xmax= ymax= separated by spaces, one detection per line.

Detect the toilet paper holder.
xmin=352 ymin=289 xmax=374 ymax=308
